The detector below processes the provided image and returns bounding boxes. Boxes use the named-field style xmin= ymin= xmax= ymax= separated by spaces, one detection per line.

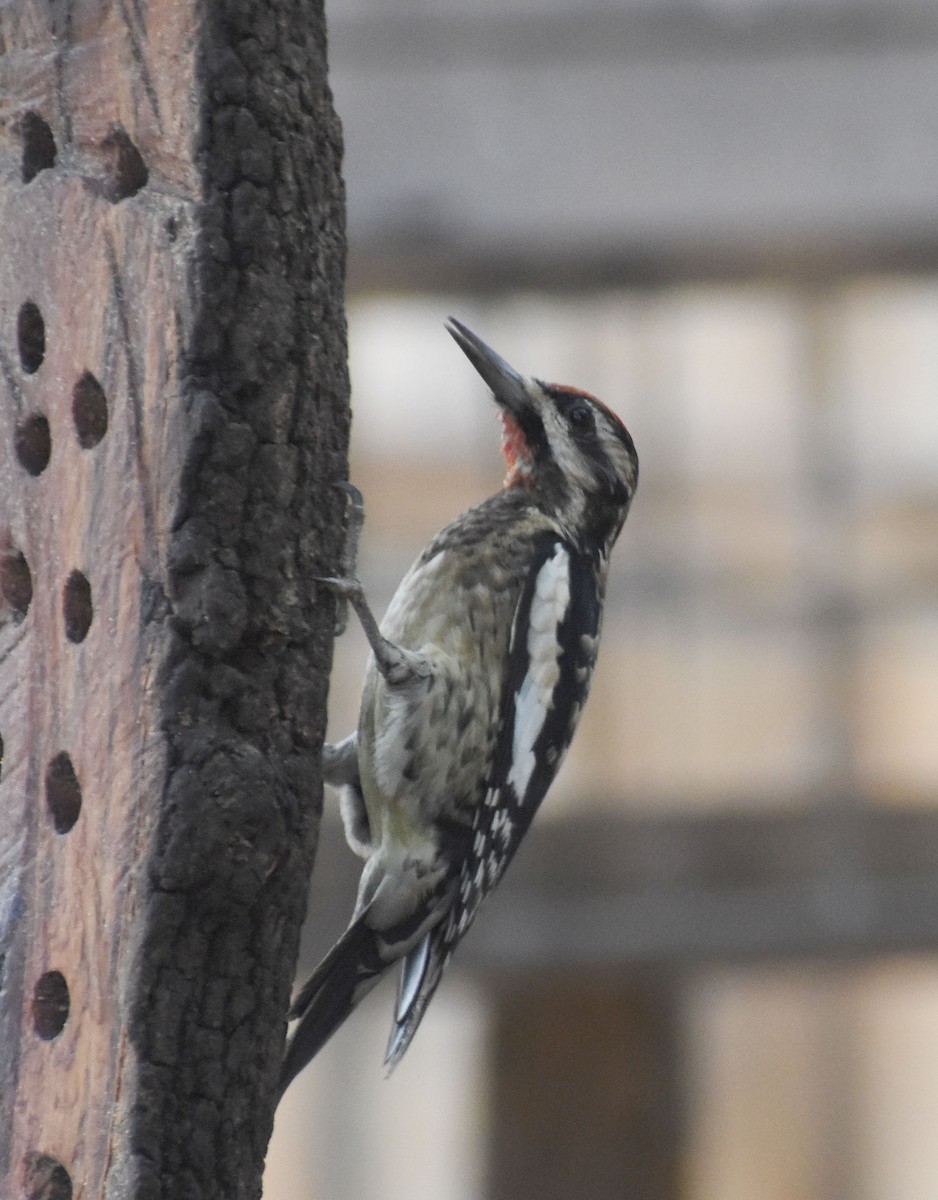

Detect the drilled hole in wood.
xmin=14 ymin=414 xmax=51 ymax=475
xmin=63 ymin=571 xmax=93 ymax=643
xmin=1 ymin=549 xmax=33 ymax=622
xmin=32 ymin=970 xmax=70 ymax=1040
xmin=18 ymin=111 xmax=57 ymax=183
xmin=72 ymin=372 xmax=108 ymax=448
xmin=101 ymin=126 xmax=148 ymax=202
xmin=24 ymin=1152 xmax=73 ymax=1200
xmin=45 ymin=752 xmax=82 ymax=834
xmin=17 ymin=302 xmax=45 ymax=374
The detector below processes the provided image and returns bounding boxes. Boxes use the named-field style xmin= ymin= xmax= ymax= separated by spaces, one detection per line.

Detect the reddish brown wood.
xmin=0 ymin=1 xmax=348 ymax=1197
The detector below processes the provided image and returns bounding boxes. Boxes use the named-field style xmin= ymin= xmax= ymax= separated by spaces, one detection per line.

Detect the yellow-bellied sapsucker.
xmin=278 ymin=318 xmax=638 ymax=1098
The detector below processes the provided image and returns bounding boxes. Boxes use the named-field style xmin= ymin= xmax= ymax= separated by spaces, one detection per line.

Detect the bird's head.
xmin=446 ymin=317 xmax=638 ymax=552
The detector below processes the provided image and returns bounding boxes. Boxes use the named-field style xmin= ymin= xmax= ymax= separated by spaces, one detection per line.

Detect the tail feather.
xmin=277 ymin=912 xmax=390 ymax=1102
xmin=384 ymin=930 xmax=449 ymax=1072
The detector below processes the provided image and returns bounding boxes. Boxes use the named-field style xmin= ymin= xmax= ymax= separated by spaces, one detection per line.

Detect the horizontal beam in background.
xmin=327 ymin=7 xmax=938 ymax=288
xmin=300 ymin=805 xmax=938 ymax=974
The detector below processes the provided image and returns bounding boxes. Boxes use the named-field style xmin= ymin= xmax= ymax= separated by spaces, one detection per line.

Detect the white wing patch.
xmin=507 ymin=544 xmax=570 ymax=800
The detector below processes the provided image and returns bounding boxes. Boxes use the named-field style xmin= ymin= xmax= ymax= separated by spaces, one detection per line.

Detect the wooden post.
xmin=487 ymin=973 xmax=682 ymax=1200
xmin=0 ymin=1 xmax=348 ymax=1197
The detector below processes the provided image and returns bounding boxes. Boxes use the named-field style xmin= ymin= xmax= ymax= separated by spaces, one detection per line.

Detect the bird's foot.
xmin=323 ymin=482 xmax=366 ymax=635
xmin=317 ymin=574 xmax=416 ymax=687
xmin=318 ymin=482 xmax=426 ymax=686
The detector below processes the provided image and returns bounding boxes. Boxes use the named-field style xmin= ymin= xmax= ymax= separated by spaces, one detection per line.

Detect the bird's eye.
xmin=569 ymin=402 xmax=594 ymax=433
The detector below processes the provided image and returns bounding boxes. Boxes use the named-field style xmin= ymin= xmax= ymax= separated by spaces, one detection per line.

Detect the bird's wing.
xmin=384 ymin=536 xmax=601 ymax=1068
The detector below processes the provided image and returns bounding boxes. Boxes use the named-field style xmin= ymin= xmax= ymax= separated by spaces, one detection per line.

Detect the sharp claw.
xmin=316 ymin=573 xmax=357 ymax=584
xmin=317 ymin=576 xmax=364 ymax=639
xmin=323 ymin=482 xmax=367 ymax=637
xmin=336 ymin=482 xmax=365 ymax=580
xmin=335 ymin=480 xmax=364 ymax=510
xmin=316 ymin=575 xmax=361 ymax=596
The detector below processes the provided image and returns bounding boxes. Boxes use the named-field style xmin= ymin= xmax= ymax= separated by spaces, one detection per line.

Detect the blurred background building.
xmin=267 ymin=1 xmax=938 ymax=1197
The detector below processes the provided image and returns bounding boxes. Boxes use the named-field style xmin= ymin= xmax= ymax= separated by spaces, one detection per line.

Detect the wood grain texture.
xmin=0 ymin=1 xmax=348 ymax=1197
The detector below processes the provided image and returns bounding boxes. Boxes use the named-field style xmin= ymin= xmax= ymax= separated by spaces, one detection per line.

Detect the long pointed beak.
xmin=445 ymin=318 xmax=529 ymax=413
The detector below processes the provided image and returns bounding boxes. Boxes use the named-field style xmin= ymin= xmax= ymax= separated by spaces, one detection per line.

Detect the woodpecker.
xmin=278 ymin=318 xmax=638 ymax=1099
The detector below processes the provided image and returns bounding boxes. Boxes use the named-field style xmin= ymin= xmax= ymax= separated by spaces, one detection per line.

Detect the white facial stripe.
xmin=597 ymin=421 xmax=637 ymax=491
xmin=540 ymin=398 xmax=636 ymax=501
xmin=507 ymin=544 xmax=570 ymax=800
xmin=544 ymin=408 xmax=593 ymax=488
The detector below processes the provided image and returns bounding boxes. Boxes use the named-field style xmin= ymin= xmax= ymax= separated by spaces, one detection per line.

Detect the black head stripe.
xmin=542 ymin=383 xmax=636 ymax=458
xmin=516 ymin=405 xmax=548 ymax=458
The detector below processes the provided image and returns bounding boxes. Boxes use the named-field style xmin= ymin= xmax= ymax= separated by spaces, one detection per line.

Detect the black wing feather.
xmin=450 ymin=538 xmax=601 ymax=930
xmin=384 ymin=537 xmax=601 ymax=1067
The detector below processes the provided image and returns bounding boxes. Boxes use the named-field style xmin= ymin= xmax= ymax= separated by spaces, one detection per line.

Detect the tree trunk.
xmin=0 ymin=1 xmax=348 ymax=1197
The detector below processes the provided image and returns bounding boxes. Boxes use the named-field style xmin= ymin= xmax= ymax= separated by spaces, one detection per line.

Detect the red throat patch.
xmin=499 ymin=411 xmax=533 ymax=487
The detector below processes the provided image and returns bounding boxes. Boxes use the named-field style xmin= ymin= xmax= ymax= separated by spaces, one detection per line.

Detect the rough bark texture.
xmin=0 ymin=1 xmax=348 ymax=1198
